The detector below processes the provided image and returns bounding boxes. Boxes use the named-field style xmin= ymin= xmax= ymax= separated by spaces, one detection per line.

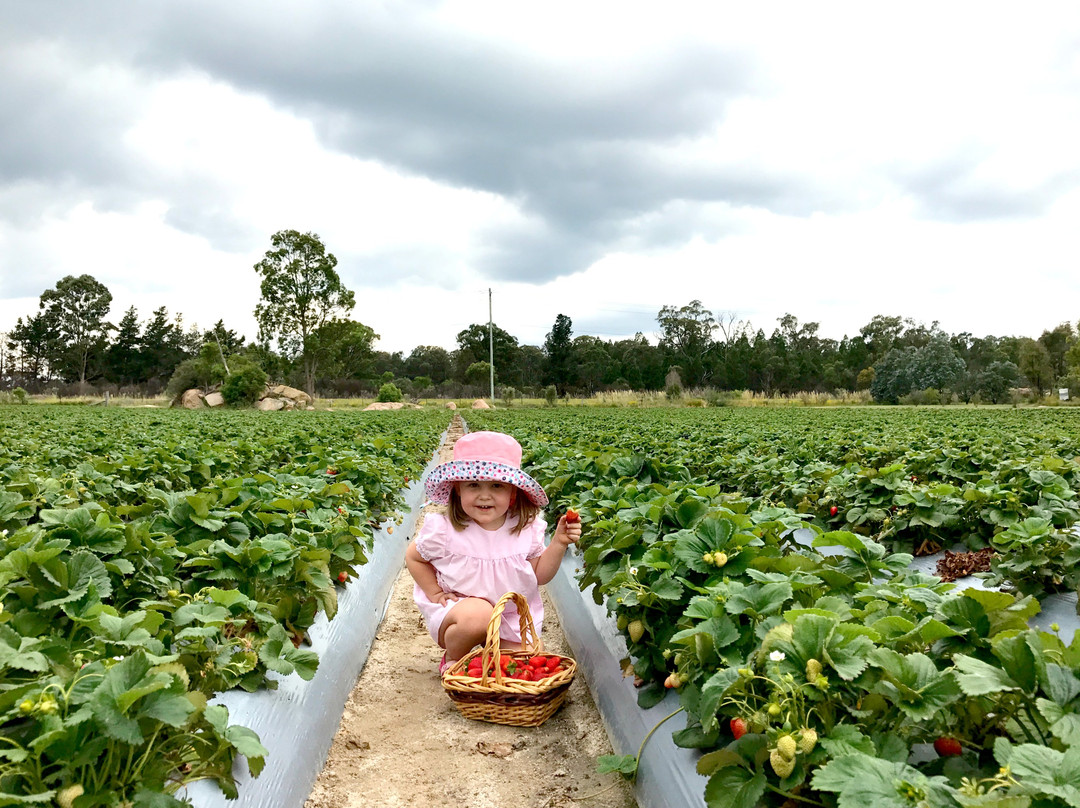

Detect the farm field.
xmin=467 ymin=407 xmax=1080 ymax=808
xmin=4 ymin=404 xmax=1080 ymax=807
xmin=0 ymin=406 xmax=447 ymax=805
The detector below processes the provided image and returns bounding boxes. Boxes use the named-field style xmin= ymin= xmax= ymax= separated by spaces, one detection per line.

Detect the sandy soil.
xmin=303 ymin=418 xmax=637 ymax=808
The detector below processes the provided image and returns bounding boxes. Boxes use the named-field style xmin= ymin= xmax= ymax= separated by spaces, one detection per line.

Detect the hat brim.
xmin=424 ymin=460 xmax=549 ymax=507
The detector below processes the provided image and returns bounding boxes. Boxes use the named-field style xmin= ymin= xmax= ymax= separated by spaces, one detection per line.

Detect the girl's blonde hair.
xmin=447 ymin=484 xmax=539 ymax=534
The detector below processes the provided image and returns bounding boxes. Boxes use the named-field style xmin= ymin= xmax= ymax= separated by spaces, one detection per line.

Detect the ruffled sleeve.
xmin=525 ymin=514 xmax=547 ymax=560
xmin=413 ymin=513 xmax=449 ymax=562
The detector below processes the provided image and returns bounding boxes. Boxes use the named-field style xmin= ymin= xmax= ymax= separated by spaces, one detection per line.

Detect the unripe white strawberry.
xmin=798 ymin=728 xmax=818 ymax=754
xmin=776 ymin=734 xmax=797 ymax=760
xmin=770 ymin=748 xmax=795 ymax=778
xmin=57 ymin=785 xmax=84 ymax=808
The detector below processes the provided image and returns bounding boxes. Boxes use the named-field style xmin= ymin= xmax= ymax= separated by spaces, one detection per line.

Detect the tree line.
xmin=3 ymin=231 xmax=1079 ymax=403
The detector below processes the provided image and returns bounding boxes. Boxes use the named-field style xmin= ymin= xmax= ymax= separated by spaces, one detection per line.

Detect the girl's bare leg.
xmin=438 ymin=597 xmax=494 ymax=661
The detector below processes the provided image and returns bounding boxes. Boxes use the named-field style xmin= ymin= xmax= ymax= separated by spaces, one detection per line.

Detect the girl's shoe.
xmin=438 ymin=654 xmax=451 ymax=675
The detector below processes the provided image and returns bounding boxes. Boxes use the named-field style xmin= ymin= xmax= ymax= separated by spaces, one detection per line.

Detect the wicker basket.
xmin=442 ymin=591 xmax=576 ymax=727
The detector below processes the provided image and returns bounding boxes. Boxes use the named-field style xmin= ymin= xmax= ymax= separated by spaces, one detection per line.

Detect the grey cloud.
xmin=892 ymin=150 xmax=1079 ymax=222
xmin=5 ymin=1 xmax=1074 ymax=293
xmin=572 ymin=309 xmax=660 ymax=342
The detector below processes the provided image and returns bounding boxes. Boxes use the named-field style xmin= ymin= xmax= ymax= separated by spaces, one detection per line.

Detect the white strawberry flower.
xmin=768 ymin=651 xmax=786 ymax=662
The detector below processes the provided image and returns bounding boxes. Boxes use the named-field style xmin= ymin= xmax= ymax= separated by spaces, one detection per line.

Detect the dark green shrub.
xmin=377 ymin=382 xmax=402 ymax=403
xmin=221 ymin=361 xmax=269 ymax=405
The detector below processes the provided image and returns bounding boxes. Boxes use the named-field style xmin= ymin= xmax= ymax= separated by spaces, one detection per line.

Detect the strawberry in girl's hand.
xmin=565 ymin=508 xmax=579 ymax=523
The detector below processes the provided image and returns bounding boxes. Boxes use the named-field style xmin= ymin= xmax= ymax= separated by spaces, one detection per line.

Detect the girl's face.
xmin=456 ymin=480 xmax=515 ymax=531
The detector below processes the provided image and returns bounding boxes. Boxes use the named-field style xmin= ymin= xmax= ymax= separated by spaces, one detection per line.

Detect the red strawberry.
xmin=730 ymin=717 xmax=748 ymax=740
xmin=934 ymin=737 xmax=962 ymax=757
xmin=337 ymin=571 xmax=348 ymax=584
xmin=565 ymin=508 xmax=580 ymax=523
xmin=829 ymin=505 xmax=838 ymax=516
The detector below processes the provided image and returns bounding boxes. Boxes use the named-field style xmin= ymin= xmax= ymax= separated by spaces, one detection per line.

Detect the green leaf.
xmin=820 ymin=724 xmax=876 ymax=758
xmin=1000 ymin=743 xmax=1080 ymax=807
xmin=697 ymin=749 xmax=745 ymax=775
xmin=703 ymin=767 xmax=766 ymax=808
xmin=697 ymin=667 xmax=741 ymax=732
xmin=675 ymin=500 xmax=709 ymax=529
xmin=1042 ymin=662 xmax=1080 ymax=706
xmin=812 ymin=531 xmax=868 ymax=553
xmin=871 ymin=648 xmax=961 ymax=721
xmin=952 ymin=655 xmax=1020 ymax=696
xmin=596 ymin=754 xmax=638 ymax=776
xmin=1036 ymin=698 xmax=1080 ymax=746
xmin=812 ymin=754 xmax=955 ymax=808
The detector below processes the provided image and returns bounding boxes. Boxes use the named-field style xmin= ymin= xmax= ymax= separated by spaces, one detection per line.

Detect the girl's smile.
xmin=456 ymin=480 xmax=514 ymax=531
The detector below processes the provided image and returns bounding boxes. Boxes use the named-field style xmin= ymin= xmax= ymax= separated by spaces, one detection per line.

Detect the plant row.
xmin=467 ymin=408 xmax=1080 ymax=808
xmin=471 ymin=407 xmax=1080 ymax=599
xmin=0 ymin=408 xmax=446 ymax=807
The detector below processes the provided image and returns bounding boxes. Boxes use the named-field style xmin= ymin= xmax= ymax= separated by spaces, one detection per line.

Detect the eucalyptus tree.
xmin=253 ymin=230 xmax=355 ymax=396
xmin=38 ymin=274 xmax=113 ymax=383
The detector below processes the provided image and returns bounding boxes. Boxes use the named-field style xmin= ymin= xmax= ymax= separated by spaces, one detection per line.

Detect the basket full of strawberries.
xmin=441 ymin=592 xmax=576 ymax=727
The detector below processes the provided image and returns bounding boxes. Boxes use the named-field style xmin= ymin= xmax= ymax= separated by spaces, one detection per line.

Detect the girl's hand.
xmin=430 ymin=590 xmax=460 ymax=606
xmin=554 ymin=514 xmax=582 ymax=547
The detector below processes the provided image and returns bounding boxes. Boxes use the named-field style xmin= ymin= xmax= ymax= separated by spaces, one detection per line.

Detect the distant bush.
xmin=221 ymin=360 xmax=269 ymax=405
xmin=13 ymin=387 xmax=29 ymax=404
xmin=377 ymin=382 xmax=403 ymax=403
xmin=665 ymin=383 xmax=683 ymax=401
xmin=544 ymin=385 xmax=558 ymax=406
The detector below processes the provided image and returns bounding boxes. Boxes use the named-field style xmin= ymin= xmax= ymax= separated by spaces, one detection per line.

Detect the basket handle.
xmin=477 ymin=592 xmax=541 ymax=685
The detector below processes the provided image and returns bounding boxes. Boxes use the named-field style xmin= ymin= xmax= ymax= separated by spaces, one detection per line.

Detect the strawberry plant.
xmin=0 ymin=407 xmax=446 ymax=803
xmin=467 ymin=408 xmax=1080 ymax=808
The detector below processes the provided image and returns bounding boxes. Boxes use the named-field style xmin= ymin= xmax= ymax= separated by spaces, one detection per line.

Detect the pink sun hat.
xmin=425 ymin=431 xmax=549 ymax=507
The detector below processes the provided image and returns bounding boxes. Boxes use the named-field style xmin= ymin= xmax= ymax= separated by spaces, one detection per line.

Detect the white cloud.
xmin=3 ymin=1 xmax=1080 ymax=357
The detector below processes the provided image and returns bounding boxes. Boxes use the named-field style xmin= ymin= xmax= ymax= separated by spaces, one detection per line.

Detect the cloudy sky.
xmin=2 ymin=2 xmax=1079 ymax=354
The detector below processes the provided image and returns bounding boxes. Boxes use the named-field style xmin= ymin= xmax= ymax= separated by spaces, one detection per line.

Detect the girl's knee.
xmin=440 ymin=597 xmax=493 ymax=645
xmin=455 ymin=597 xmax=494 ymax=628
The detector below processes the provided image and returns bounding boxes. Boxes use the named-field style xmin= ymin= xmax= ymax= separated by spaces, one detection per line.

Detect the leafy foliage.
xmin=469 ymin=407 xmax=1080 ymax=808
xmin=0 ymin=407 xmax=444 ymax=804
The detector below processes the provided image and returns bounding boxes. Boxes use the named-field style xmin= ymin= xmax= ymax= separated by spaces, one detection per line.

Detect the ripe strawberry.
xmin=829 ymin=505 xmax=839 ymax=516
xmin=729 ymin=717 xmax=748 ymax=740
xmin=565 ymin=508 xmax=580 ymax=523
xmin=528 ymin=656 xmax=546 ymax=669
xmin=404 ymin=475 xmax=410 ymax=483
xmin=337 ymin=571 xmax=348 ymax=584
xmin=934 ymin=737 xmax=962 ymax=757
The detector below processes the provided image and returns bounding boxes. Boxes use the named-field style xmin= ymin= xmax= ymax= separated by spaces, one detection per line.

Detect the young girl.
xmin=405 ymin=430 xmax=581 ymax=674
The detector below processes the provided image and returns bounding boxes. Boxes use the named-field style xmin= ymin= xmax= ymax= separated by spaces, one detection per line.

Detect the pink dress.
xmin=412 ymin=512 xmax=547 ymax=644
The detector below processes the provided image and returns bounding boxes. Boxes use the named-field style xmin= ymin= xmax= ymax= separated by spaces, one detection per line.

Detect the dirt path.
xmin=304 ymin=417 xmax=637 ymax=808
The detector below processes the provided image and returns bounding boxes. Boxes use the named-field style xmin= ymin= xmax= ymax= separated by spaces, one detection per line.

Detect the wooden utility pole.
xmin=488 ymin=288 xmax=494 ymax=401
